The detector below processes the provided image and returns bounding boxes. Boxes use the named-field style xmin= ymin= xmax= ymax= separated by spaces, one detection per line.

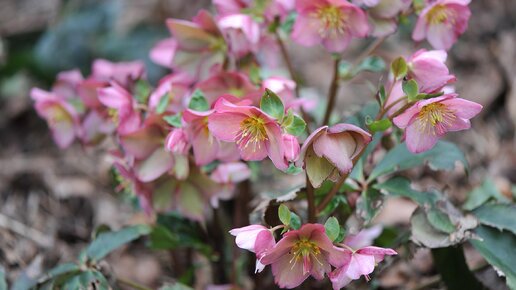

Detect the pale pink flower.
xmin=260 ymin=224 xmax=347 ymax=288
xmin=362 ymin=0 xmax=411 ymax=37
xmin=92 ymin=59 xmax=145 ymax=88
xmin=31 ymin=88 xmax=81 ymax=148
xmin=148 ymin=72 xmax=193 ymax=114
xmin=52 ymin=69 xmax=84 ymax=99
xmin=282 ymin=134 xmax=300 ymax=162
xmin=165 ymin=128 xmax=191 ymax=155
xmin=97 ymin=82 xmax=141 ymax=135
xmin=329 ymin=246 xmax=397 ymax=289
xmin=80 ymin=111 xmax=115 ymax=145
xmin=292 ymin=0 xmax=369 ymax=52
xmin=211 ymin=162 xmax=251 ymax=184
xmin=384 ymin=79 xmax=405 ymax=117
xmin=208 ymin=98 xmax=288 ymax=171
xmin=77 ymin=79 xmax=108 ymax=110
xmin=214 ymin=0 xmax=294 ymax=22
xmin=149 ymin=38 xmax=177 ymax=69
xmin=412 ymin=0 xmax=471 ymax=50
xmin=195 ymin=71 xmax=260 ymax=105
xmin=218 ymin=14 xmax=260 ymax=59
xmin=297 ymin=124 xmax=371 ymax=188
xmin=344 ymin=225 xmax=383 ymax=249
xmin=393 ymin=94 xmax=482 ymax=153
xmin=407 ymin=49 xmax=456 ymax=94
xmin=230 ymin=225 xmax=271 ymax=252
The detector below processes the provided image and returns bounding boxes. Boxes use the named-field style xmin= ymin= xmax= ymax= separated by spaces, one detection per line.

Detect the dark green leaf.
xmin=188 ymin=89 xmax=209 ymax=111
xmin=290 ymin=212 xmax=302 ymax=230
xmin=431 ymin=246 xmax=484 ymax=290
xmin=374 ymin=177 xmax=440 ymax=206
xmin=284 ymin=114 xmax=306 ymax=136
xmin=356 ymin=187 xmax=383 ymax=223
xmin=156 ymin=93 xmax=170 ymax=114
xmin=324 ymin=217 xmax=340 ymax=242
xmin=86 ymin=225 xmax=150 ymax=261
xmin=163 ymin=113 xmax=183 ymax=128
xmin=473 ymin=204 xmax=516 ymax=234
xmin=62 ymin=270 xmax=109 ymax=290
xmin=278 ymin=204 xmax=291 ymax=226
xmin=261 ymin=89 xmax=285 ymax=120
xmin=369 ymin=141 xmax=468 ymax=181
xmin=356 ymin=56 xmax=386 ymax=73
xmin=135 ymin=79 xmax=152 ymax=104
xmin=149 ymin=225 xmax=180 ymax=249
xmin=391 ymin=57 xmax=408 ymax=80
xmin=427 ymin=208 xmax=456 ymax=234
xmin=402 ymin=79 xmax=419 ymax=101
xmin=471 ymin=226 xmax=516 ymax=289
xmin=463 ymin=179 xmax=509 ymax=211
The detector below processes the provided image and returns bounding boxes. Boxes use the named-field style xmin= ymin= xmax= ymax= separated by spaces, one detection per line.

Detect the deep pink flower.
xmin=218 ymin=14 xmax=260 ymax=59
xmin=407 ymin=49 xmax=456 ymax=94
xmin=412 ymin=0 xmax=471 ymax=50
xmin=195 ymin=71 xmax=260 ymax=105
xmin=329 ymin=246 xmax=397 ymax=289
xmin=165 ymin=128 xmax=191 ymax=155
xmin=260 ymin=224 xmax=346 ymax=288
xmin=208 ymin=98 xmax=288 ymax=171
xmin=393 ymin=94 xmax=482 ymax=153
xmin=92 ymin=59 xmax=145 ymax=88
xmin=282 ymin=134 xmax=300 ymax=162
xmin=297 ymin=124 xmax=371 ymax=188
xmin=292 ymin=0 xmax=369 ymax=52
xmin=31 ymin=88 xmax=81 ymax=148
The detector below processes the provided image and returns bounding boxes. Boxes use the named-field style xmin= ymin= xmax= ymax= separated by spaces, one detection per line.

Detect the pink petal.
xmin=392 ymin=104 xmax=420 ymax=129
xmin=208 ymin=112 xmax=247 ymax=141
xmin=404 ymin=120 xmax=440 ymax=153
xmin=427 ymin=23 xmax=456 ymax=50
xmin=322 ymin=33 xmax=352 ymax=52
xmin=412 ymin=14 xmax=427 ymax=41
xmin=192 ymin=129 xmax=219 ymax=165
xmin=313 ymin=133 xmax=354 ymax=173
xmin=265 ymin=124 xmax=289 ymax=171
xmin=271 ymin=253 xmax=310 ymax=289
xmin=260 ymin=234 xmax=297 ymax=265
xmin=150 ymin=38 xmax=177 ymax=68
xmin=346 ymin=253 xmax=375 ymax=279
xmin=291 ymin=14 xmax=322 ymax=47
xmin=329 ymin=266 xmax=353 ymax=290
xmin=441 ymin=97 xmax=482 ymax=119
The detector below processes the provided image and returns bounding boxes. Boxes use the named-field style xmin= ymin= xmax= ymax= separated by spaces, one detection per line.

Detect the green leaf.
xmin=260 ymin=89 xmax=285 ymax=120
xmin=290 ymin=212 xmax=302 ymax=230
xmin=431 ymin=246 xmax=485 ymax=290
xmin=402 ymin=79 xmax=419 ymax=101
xmin=345 ymin=101 xmax=380 ymax=128
xmin=427 ymin=208 xmax=456 ymax=234
xmin=377 ymin=85 xmax=387 ymax=107
xmin=473 ymin=204 xmax=516 ymax=234
xmin=356 ymin=56 xmax=386 ymax=73
xmin=163 ymin=113 xmax=183 ymax=128
xmin=324 ymin=217 xmax=340 ymax=242
xmin=278 ymin=204 xmax=292 ymax=226
xmin=284 ymin=114 xmax=306 ymax=136
xmin=286 ymin=163 xmax=303 ymax=175
xmin=134 ymin=79 xmax=152 ymax=104
xmin=368 ymin=141 xmax=468 ymax=181
xmin=463 ymin=179 xmax=510 ymax=211
xmin=391 ymin=57 xmax=408 ymax=80
xmin=367 ymin=118 xmax=392 ymax=132
xmin=62 ymin=270 xmax=109 ymax=290
xmin=471 ymin=226 xmax=516 ymax=289
xmin=356 ymin=187 xmax=383 ymax=223
xmin=156 ymin=93 xmax=170 ymax=114
xmin=280 ymin=12 xmax=297 ymax=34
xmin=0 ymin=267 xmax=7 ymax=290
xmin=86 ymin=225 xmax=151 ymax=261
xmin=160 ymin=282 xmax=194 ymax=290
xmin=374 ymin=177 xmax=440 ymax=206
xmin=188 ymin=89 xmax=209 ymax=111
xmin=149 ymin=225 xmax=180 ymax=249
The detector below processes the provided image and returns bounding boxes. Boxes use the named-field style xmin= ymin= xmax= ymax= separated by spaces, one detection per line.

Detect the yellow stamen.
xmin=288 ymin=238 xmax=322 ymax=274
xmin=236 ymin=116 xmax=268 ymax=151
xmin=426 ymin=4 xmax=456 ymax=25
xmin=416 ymin=102 xmax=456 ymax=135
xmin=313 ymin=5 xmax=347 ymax=37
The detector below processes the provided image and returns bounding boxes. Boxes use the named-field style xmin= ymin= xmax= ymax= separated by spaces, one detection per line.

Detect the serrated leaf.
xmin=261 ymin=89 xmax=285 ymax=120
xmin=156 ymin=93 xmax=170 ymax=114
xmin=284 ymin=114 xmax=306 ymax=136
xmin=368 ymin=141 xmax=468 ymax=181
xmin=290 ymin=212 xmax=301 ymax=230
xmin=374 ymin=177 xmax=440 ymax=206
xmin=278 ymin=204 xmax=291 ymax=226
xmin=188 ymin=89 xmax=209 ymax=111
xmin=471 ymin=226 xmax=516 ymax=289
xmin=86 ymin=225 xmax=151 ymax=261
xmin=163 ymin=113 xmax=183 ymax=128
xmin=391 ymin=57 xmax=407 ymax=80
xmin=402 ymin=79 xmax=419 ymax=101
xmin=427 ymin=208 xmax=456 ymax=234
xmin=324 ymin=217 xmax=340 ymax=242
xmin=368 ymin=119 xmax=392 ymax=132
xmin=473 ymin=204 xmax=516 ymax=234
xmin=463 ymin=179 xmax=509 ymax=211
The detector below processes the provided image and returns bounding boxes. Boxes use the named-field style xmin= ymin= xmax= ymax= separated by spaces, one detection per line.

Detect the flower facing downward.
xmin=297 ymin=124 xmax=372 ymax=188
xmin=393 ymin=94 xmax=482 ymax=153
xmin=292 ymin=0 xmax=369 ymax=52
xmin=208 ymin=98 xmax=288 ymax=171
xmin=260 ymin=224 xmax=346 ymax=289
xmin=229 ymin=224 xmax=275 ymax=273
xmin=407 ymin=49 xmax=456 ymax=94
xmin=412 ymin=0 xmax=471 ymax=50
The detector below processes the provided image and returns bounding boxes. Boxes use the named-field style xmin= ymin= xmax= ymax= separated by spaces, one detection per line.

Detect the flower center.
xmin=236 ymin=116 xmax=268 ymax=151
xmin=425 ymin=4 xmax=455 ymax=25
xmin=416 ymin=102 xmax=456 ymax=135
xmin=315 ymin=6 xmax=346 ymax=37
xmin=48 ymin=107 xmax=70 ymax=124
xmin=289 ymin=238 xmax=323 ymax=275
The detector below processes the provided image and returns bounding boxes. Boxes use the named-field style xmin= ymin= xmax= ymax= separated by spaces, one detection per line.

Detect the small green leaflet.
xmin=260 ymin=89 xmax=285 ymax=120
xmin=188 ymin=90 xmax=210 ymax=111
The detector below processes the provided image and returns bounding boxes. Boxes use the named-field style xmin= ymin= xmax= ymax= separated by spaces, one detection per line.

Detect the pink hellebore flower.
xmin=196 ymin=71 xmax=260 ymax=105
xmin=208 ymin=98 xmax=289 ymax=171
xmin=344 ymin=225 xmax=383 ymax=249
xmin=52 ymin=69 xmax=84 ymax=99
xmin=211 ymin=162 xmax=251 ymax=185
xmin=412 ymin=0 xmax=471 ymax=50
xmin=292 ymin=0 xmax=369 ymax=52
xmin=329 ymin=246 xmax=397 ymax=290
xmin=218 ymin=14 xmax=261 ymax=59
xmin=92 ymin=59 xmax=145 ymax=88
xmin=148 ymin=72 xmax=193 ymax=114
xmin=165 ymin=128 xmax=190 ymax=155
xmin=214 ymin=0 xmax=294 ymax=22
xmin=230 ymin=224 xmax=276 ymax=273
xmin=97 ymin=82 xmax=141 ymax=135
xmin=393 ymin=94 xmax=482 ymax=153
xmin=361 ymin=0 xmax=411 ymax=37
xmin=297 ymin=124 xmax=371 ymax=188
xmin=31 ymin=88 xmax=81 ymax=148
xmin=407 ymin=49 xmax=456 ymax=94
xmin=282 ymin=134 xmax=300 ymax=162
xmin=260 ymin=224 xmax=345 ymax=288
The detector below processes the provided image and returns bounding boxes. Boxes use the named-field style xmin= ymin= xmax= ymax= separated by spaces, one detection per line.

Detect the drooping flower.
xmin=97 ymin=82 xmax=141 ymax=135
xmin=407 ymin=49 xmax=456 ymax=94
xmin=282 ymin=134 xmax=300 ymax=162
xmin=31 ymin=88 xmax=81 ymax=148
xmin=297 ymin=124 xmax=372 ymax=188
xmin=195 ymin=71 xmax=260 ymax=105
xmin=329 ymin=246 xmax=397 ymax=290
xmin=291 ymin=0 xmax=369 ymax=52
xmin=393 ymin=94 xmax=482 ymax=153
xmin=208 ymin=98 xmax=288 ymax=171
xmin=260 ymin=224 xmax=346 ymax=289
xmin=412 ymin=0 xmax=471 ymax=50
xmin=230 ymin=224 xmax=276 ymax=273
xmin=344 ymin=225 xmax=383 ymax=249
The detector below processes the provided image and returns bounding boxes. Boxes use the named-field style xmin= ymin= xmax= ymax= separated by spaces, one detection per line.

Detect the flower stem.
xmin=322 ymin=57 xmax=341 ymax=126
xmin=306 ymin=175 xmax=316 ymax=223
